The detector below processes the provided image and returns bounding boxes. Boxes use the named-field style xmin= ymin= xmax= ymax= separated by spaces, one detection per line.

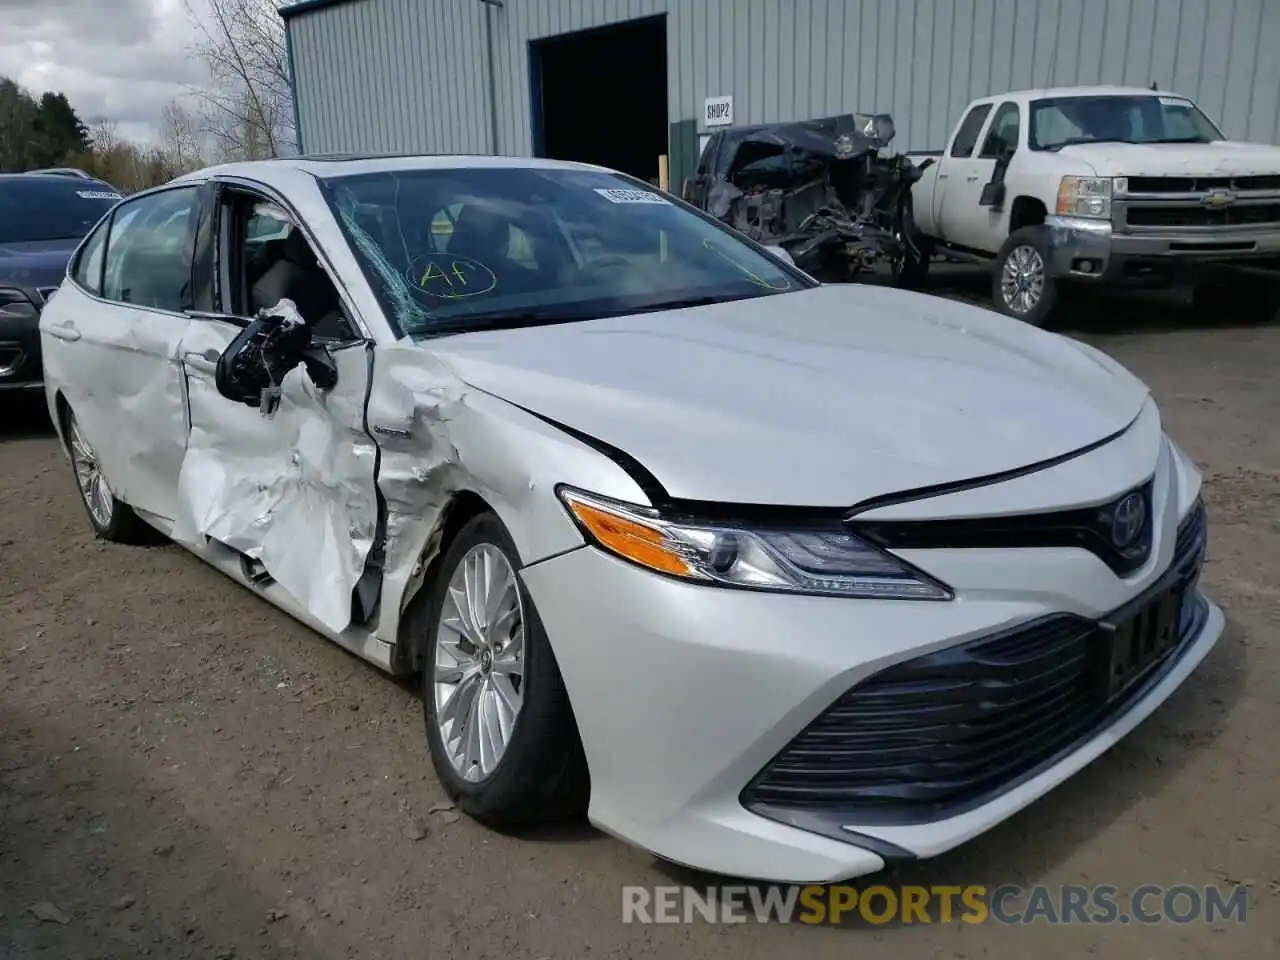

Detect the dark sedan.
xmin=0 ymin=173 xmax=121 ymax=393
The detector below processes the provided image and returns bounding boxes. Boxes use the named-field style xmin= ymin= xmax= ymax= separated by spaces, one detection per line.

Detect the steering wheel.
xmin=578 ymin=254 xmax=633 ymax=280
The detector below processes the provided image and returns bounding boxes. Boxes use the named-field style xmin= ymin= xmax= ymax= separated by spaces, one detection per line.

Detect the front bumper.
xmin=521 ymin=444 xmax=1221 ymax=883
xmin=0 ymin=312 xmax=43 ymax=392
xmin=1045 ymin=214 xmax=1280 ymax=283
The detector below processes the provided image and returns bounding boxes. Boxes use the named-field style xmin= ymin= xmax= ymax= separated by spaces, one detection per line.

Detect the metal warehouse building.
xmin=281 ymin=0 xmax=1280 ymax=189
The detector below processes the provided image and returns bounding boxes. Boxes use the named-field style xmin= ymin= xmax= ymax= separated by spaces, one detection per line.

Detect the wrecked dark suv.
xmin=682 ymin=113 xmax=926 ymax=281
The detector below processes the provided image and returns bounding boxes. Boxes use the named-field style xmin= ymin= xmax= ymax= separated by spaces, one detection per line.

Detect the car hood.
xmin=1057 ymin=140 xmax=1280 ymax=178
xmin=0 ymin=238 xmax=78 ymax=288
xmin=426 ymin=285 xmax=1150 ymax=507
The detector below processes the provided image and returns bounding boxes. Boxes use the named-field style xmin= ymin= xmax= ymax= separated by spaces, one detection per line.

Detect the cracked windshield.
xmin=320 ymin=166 xmax=803 ymax=337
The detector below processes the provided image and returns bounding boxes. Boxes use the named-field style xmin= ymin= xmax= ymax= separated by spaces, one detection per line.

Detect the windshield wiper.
xmin=416 ymin=308 xmax=601 ymax=338
xmin=1048 ymin=136 xmax=1140 ymax=151
xmin=1145 ymin=137 xmax=1215 ymax=144
xmin=620 ymin=292 xmax=773 ymax=316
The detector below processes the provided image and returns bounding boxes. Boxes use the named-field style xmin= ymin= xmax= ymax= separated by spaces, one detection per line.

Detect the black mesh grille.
xmin=1126 ymin=204 xmax=1280 ymax=228
xmin=743 ymin=499 xmax=1209 ymax=825
xmin=1127 ymin=175 xmax=1280 ymax=193
xmin=850 ymin=480 xmax=1156 ymax=577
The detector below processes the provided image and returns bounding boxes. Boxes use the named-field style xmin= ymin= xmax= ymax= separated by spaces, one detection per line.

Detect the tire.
xmin=418 ymin=512 xmax=589 ymax=824
xmin=62 ymin=405 xmax=154 ymax=544
xmin=890 ymin=196 xmax=932 ymax=289
xmin=992 ymin=225 xmax=1059 ymax=326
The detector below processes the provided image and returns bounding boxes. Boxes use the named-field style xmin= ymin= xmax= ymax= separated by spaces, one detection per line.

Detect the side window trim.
xmin=979 ymin=101 xmax=1021 ymax=159
xmin=69 ymin=215 xmax=111 ymax=296
xmin=216 ymin=180 xmax=364 ymax=344
xmin=80 ymin=183 xmax=203 ymax=314
xmin=698 ymin=134 xmax=719 ymax=175
xmin=213 ymin=175 xmax=373 ymax=343
xmin=949 ymin=103 xmax=994 ymax=158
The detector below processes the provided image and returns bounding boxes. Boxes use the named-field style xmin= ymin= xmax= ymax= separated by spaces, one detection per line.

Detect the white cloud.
xmin=0 ymin=0 xmax=218 ymax=144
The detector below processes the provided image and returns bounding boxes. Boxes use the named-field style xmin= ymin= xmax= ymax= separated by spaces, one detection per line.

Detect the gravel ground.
xmin=2 ymin=281 xmax=1277 ymax=959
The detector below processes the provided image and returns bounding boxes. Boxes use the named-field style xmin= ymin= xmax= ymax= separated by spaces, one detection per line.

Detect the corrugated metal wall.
xmin=288 ymin=0 xmax=1280 ymax=158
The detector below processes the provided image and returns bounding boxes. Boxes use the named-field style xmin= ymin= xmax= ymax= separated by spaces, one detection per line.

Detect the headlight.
xmin=1056 ymin=176 xmax=1112 ymax=219
xmin=0 ymin=287 xmax=37 ymax=319
xmin=557 ymin=487 xmax=952 ymax=600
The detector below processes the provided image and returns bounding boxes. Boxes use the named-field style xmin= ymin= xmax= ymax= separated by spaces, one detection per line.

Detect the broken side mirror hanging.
xmin=214 ymin=299 xmax=338 ymax=413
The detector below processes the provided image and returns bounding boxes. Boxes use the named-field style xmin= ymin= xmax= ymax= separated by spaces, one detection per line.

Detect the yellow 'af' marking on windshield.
xmin=701 ymin=238 xmax=791 ymax=290
xmin=408 ymin=255 xmax=498 ymax=299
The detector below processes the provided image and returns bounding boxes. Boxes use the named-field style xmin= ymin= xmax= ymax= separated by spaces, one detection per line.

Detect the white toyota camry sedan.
xmin=39 ymin=154 xmax=1221 ymax=883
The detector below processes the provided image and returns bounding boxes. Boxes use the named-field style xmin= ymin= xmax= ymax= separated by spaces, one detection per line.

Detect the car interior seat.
xmin=251 ymin=228 xmax=344 ymax=335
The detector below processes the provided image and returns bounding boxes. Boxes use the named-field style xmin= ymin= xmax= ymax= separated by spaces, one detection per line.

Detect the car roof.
xmin=0 ymin=172 xmax=115 ymax=186
xmin=978 ymin=85 xmax=1186 ymax=104
xmin=171 ymin=153 xmax=622 ymax=189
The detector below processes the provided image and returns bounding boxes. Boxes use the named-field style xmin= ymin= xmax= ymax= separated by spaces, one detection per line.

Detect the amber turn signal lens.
xmin=564 ymin=499 xmax=692 ymax=576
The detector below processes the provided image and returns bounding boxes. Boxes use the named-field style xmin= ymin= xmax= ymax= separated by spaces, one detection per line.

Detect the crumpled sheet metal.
xmin=362 ymin=343 xmax=466 ymax=644
xmin=171 ymin=329 xmax=378 ymax=635
xmin=364 ymin=342 xmax=639 ymax=650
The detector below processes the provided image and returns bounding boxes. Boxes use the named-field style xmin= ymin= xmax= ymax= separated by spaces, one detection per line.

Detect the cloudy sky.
xmin=0 ymin=0 xmax=216 ymax=143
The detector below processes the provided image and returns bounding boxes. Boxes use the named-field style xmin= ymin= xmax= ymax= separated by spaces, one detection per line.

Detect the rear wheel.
xmin=992 ymin=226 xmax=1059 ymax=326
xmin=419 ymin=512 xmax=589 ymax=824
xmin=63 ymin=407 xmax=152 ymax=543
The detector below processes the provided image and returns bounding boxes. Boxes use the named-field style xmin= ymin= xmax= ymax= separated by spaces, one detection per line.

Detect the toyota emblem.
xmin=1111 ymin=492 xmax=1147 ymax=549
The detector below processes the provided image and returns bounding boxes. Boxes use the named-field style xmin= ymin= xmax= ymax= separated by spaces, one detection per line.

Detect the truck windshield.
xmin=1029 ymin=95 xmax=1223 ymax=151
xmin=320 ymin=166 xmax=811 ymax=338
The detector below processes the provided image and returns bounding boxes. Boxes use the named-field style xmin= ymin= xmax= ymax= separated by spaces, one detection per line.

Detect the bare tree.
xmin=159 ymin=97 xmax=206 ymax=173
xmin=185 ymin=0 xmax=294 ymax=160
xmin=89 ymin=118 xmax=120 ymax=154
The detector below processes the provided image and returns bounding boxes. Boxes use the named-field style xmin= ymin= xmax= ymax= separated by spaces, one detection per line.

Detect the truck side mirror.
xmin=979 ymin=140 xmax=1012 ymax=211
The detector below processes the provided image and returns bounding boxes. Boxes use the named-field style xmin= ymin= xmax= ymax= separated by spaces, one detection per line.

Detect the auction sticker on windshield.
xmin=594 ymin=188 xmax=670 ymax=204
xmin=77 ymin=190 xmax=123 ymax=200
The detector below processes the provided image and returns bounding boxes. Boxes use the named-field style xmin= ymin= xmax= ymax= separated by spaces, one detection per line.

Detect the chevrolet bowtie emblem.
xmin=1202 ymin=188 xmax=1236 ymax=209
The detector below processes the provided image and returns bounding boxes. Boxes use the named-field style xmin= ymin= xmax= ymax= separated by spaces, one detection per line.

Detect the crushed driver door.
xmin=172 ymin=316 xmax=380 ymax=634
xmin=168 ymin=178 xmax=382 ymax=636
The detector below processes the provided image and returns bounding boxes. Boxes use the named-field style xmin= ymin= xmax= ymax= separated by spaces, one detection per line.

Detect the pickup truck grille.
xmin=1126 ymin=203 xmax=1280 ymax=228
xmin=1126 ymin=175 xmax=1280 ymax=193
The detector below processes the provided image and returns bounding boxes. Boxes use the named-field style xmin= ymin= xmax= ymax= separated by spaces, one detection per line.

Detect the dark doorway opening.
xmin=531 ymin=15 xmax=668 ymax=183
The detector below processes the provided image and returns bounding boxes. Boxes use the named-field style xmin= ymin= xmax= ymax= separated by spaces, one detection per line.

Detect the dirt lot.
xmin=2 ymin=282 xmax=1277 ymax=959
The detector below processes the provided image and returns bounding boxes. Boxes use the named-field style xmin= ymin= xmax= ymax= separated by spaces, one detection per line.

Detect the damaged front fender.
xmin=363 ymin=342 xmax=653 ymax=657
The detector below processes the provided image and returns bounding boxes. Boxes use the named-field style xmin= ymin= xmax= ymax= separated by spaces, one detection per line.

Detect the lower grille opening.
xmin=743 ymin=500 xmax=1208 ymax=827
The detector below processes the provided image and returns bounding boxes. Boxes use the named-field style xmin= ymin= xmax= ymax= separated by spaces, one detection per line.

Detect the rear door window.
xmin=71 ymin=219 xmax=110 ymax=295
xmin=950 ymin=104 xmax=994 ymax=158
xmin=101 ymin=187 xmax=200 ymax=312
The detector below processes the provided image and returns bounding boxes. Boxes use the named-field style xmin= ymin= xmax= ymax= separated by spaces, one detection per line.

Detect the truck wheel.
xmin=992 ymin=226 xmax=1058 ymax=326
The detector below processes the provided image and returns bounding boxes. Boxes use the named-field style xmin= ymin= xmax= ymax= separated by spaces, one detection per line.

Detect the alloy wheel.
xmin=68 ymin=415 xmax=114 ymax=529
xmin=1000 ymin=244 xmax=1046 ymax=314
xmin=432 ymin=543 xmax=526 ymax=783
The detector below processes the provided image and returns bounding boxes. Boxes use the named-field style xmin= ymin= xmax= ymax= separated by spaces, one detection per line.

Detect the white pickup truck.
xmin=900 ymin=85 xmax=1280 ymax=324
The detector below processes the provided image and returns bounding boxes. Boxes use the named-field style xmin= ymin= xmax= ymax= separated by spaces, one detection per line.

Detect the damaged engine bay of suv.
xmin=685 ymin=113 xmax=927 ymax=281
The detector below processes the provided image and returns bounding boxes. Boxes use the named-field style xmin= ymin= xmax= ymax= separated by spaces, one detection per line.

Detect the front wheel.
xmin=992 ymin=226 xmax=1059 ymax=326
xmin=419 ymin=512 xmax=589 ymax=824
